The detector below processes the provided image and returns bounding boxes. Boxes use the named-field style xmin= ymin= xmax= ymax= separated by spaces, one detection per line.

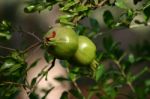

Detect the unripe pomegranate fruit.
xmin=44 ymin=25 xmax=78 ymax=59
xmin=71 ymin=36 xmax=96 ymax=66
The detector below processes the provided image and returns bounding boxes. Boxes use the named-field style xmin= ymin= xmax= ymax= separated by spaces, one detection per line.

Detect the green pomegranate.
xmin=71 ymin=36 xmax=96 ymax=66
xmin=44 ymin=25 xmax=78 ymax=59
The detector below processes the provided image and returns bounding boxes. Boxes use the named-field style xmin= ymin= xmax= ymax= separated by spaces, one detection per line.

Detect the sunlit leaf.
xmin=95 ymin=64 xmax=105 ymax=82
xmin=128 ymin=54 xmax=135 ymax=64
xmin=59 ymin=18 xmax=75 ymax=26
xmin=75 ymin=5 xmax=88 ymax=12
xmin=24 ymin=5 xmax=36 ymax=13
xmin=60 ymin=1 xmax=77 ymax=11
xmin=115 ymin=0 xmax=128 ymax=9
xmin=0 ymin=20 xmax=11 ymax=41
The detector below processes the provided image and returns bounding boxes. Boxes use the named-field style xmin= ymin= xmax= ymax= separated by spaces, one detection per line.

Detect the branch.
xmin=14 ymin=26 xmax=42 ymax=42
xmin=66 ymin=65 xmax=85 ymax=98
xmin=25 ymin=31 xmax=42 ymax=42
xmin=0 ymin=81 xmax=29 ymax=88
xmin=113 ymin=60 xmax=135 ymax=93
xmin=96 ymin=0 xmax=108 ymax=8
xmin=0 ymin=45 xmax=16 ymax=51
xmin=28 ymin=58 xmax=56 ymax=95
xmin=47 ymin=58 xmax=56 ymax=71
xmin=23 ymin=41 xmax=42 ymax=53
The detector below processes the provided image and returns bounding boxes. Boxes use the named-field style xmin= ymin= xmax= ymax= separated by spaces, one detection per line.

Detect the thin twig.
xmin=127 ymin=81 xmax=135 ymax=93
xmin=82 ymin=0 xmax=87 ymax=5
xmin=47 ymin=58 xmax=56 ymax=71
xmin=26 ymin=32 xmax=42 ymax=42
xmin=16 ymin=26 xmax=42 ymax=42
xmin=0 ymin=55 xmax=5 ymax=59
xmin=113 ymin=60 xmax=135 ymax=93
xmin=118 ymin=92 xmax=133 ymax=98
xmin=96 ymin=0 xmax=108 ymax=8
xmin=28 ymin=58 xmax=56 ymax=95
xmin=0 ymin=45 xmax=16 ymax=51
xmin=73 ymin=80 xmax=83 ymax=95
xmin=114 ymin=60 xmax=126 ymax=78
xmin=118 ymin=52 xmax=128 ymax=62
xmin=23 ymin=41 xmax=42 ymax=53
xmin=66 ymin=65 xmax=85 ymax=99
xmin=0 ymin=81 xmax=29 ymax=88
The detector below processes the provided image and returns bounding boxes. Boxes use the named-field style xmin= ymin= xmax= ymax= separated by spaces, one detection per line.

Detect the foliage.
xmin=0 ymin=20 xmax=12 ymax=41
xmin=0 ymin=0 xmax=150 ymax=99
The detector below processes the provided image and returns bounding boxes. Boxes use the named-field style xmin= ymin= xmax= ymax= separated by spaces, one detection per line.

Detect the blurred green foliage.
xmin=0 ymin=20 xmax=12 ymax=41
xmin=0 ymin=0 xmax=150 ymax=99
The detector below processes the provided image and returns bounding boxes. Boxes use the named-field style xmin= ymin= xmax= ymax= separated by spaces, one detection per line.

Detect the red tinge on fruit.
xmin=46 ymin=31 xmax=56 ymax=42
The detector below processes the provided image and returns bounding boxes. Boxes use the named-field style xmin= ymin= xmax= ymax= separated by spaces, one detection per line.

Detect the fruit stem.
xmin=45 ymin=40 xmax=57 ymax=46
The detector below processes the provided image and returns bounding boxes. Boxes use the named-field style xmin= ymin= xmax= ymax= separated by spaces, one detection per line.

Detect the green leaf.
xmin=44 ymin=51 xmax=54 ymax=63
xmin=47 ymin=5 xmax=52 ymax=10
xmin=0 ymin=20 xmax=12 ymax=41
xmin=11 ymin=51 xmax=24 ymax=63
xmin=75 ymin=5 xmax=88 ymax=12
xmin=128 ymin=54 xmax=135 ymax=64
xmin=60 ymin=91 xmax=68 ymax=99
xmin=41 ymin=87 xmax=54 ymax=99
xmin=130 ymin=67 xmax=148 ymax=82
xmin=54 ymin=76 xmax=69 ymax=82
xmin=0 ymin=85 xmax=20 ymax=99
xmin=145 ymin=79 xmax=150 ymax=86
xmin=0 ymin=32 xmax=11 ymax=40
xmin=68 ymin=67 xmax=80 ymax=81
xmin=60 ymin=1 xmax=77 ymax=11
xmin=59 ymin=18 xmax=75 ymax=26
xmin=29 ymin=58 xmax=40 ymax=69
xmin=89 ymin=18 xmax=100 ymax=33
xmin=0 ymin=59 xmax=15 ymax=70
xmin=103 ymin=10 xmax=115 ymax=28
xmin=115 ymin=0 xmax=128 ymax=9
xmin=24 ymin=5 xmax=36 ymax=13
xmin=103 ymin=85 xmax=117 ymax=98
xmin=9 ymin=64 xmax=22 ymax=73
xmin=59 ymin=14 xmax=74 ymax=19
xmin=31 ymin=77 xmax=37 ymax=87
xmin=143 ymin=2 xmax=150 ymax=21
xmin=69 ymin=89 xmax=85 ymax=99
xmin=95 ymin=64 xmax=105 ymax=82
xmin=29 ymin=92 xmax=39 ymax=99
xmin=75 ymin=24 xmax=86 ymax=35
xmin=102 ymin=36 xmax=113 ymax=51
